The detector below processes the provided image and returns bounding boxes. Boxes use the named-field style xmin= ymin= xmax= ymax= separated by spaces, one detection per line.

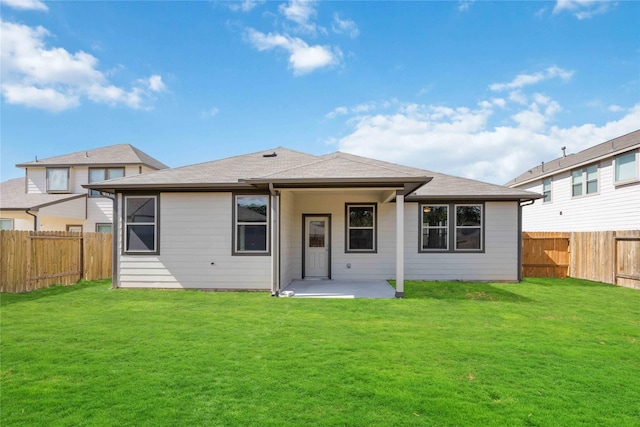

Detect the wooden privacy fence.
xmin=0 ymin=230 xmax=112 ymax=293
xmin=523 ymin=231 xmax=640 ymax=289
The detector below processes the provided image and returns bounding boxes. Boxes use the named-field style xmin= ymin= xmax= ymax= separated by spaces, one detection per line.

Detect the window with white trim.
xmin=234 ymin=195 xmax=269 ymax=254
xmin=96 ymin=223 xmax=112 ymax=233
xmin=47 ymin=167 xmax=69 ymax=193
xmin=89 ymin=167 xmax=124 ymax=196
xmin=421 ymin=205 xmax=448 ymax=250
xmin=614 ymin=151 xmax=638 ymax=184
xmin=542 ymin=178 xmax=552 ymax=203
xmin=124 ymin=195 xmax=157 ymax=253
xmin=572 ymin=165 xmax=598 ymax=197
xmin=0 ymin=219 xmax=14 ymax=230
xmin=455 ymin=205 xmax=483 ymax=251
xmin=346 ymin=204 xmax=376 ymax=252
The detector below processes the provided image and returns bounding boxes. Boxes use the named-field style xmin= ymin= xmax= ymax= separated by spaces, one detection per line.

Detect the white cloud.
xmin=279 ymin=0 xmax=323 ymax=35
xmin=1 ymin=0 xmax=48 ymax=11
xmin=228 ymin=0 xmax=264 ymax=12
xmin=490 ymin=66 xmax=574 ymax=91
xmin=332 ymin=13 xmax=359 ymax=38
xmin=331 ymin=87 xmax=640 ymax=184
xmin=0 ymin=19 xmax=165 ymax=112
xmin=458 ymin=1 xmax=474 ymax=12
xmin=608 ymin=105 xmax=623 ymax=112
xmin=201 ymin=107 xmax=220 ymax=118
xmin=245 ymin=28 xmax=340 ymax=75
xmin=553 ymin=0 xmax=615 ymax=19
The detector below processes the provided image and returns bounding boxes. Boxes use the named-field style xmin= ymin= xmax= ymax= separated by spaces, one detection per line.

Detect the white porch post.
xmin=395 ymin=192 xmax=405 ymax=298
xmin=270 ymin=192 xmax=279 ymax=296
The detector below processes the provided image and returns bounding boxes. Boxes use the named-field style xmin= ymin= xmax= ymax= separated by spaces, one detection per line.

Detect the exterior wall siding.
xmin=404 ymin=201 xmax=519 ymax=281
xmin=516 ymin=158 xmax=640 ymax=231
xmin=118 ymin=192 xmax=271 ymax=289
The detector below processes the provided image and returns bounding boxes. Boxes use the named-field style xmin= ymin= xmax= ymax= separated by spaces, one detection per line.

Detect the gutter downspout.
xmin=268 ymin=183 xmax=280 ymax=296
xmin=517 ymin=198 xmax=537 ymax=282
xmin=25 ymin=209 xmax=38 ymax=231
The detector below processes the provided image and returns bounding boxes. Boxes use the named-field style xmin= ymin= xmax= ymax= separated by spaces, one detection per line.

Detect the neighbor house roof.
xmin=506 ymin=129 xmax=640 ymax=187
xmin=86 ymin=147 xmax=540 ymax=201
xmin=0 ymin=178 xmax=86 ymax=211
xmin=15 ymin=144 xmax=169 ymax=170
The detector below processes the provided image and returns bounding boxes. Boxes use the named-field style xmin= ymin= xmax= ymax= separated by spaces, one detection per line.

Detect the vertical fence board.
xmin=1 ymin=231 xmax=112 ymax=293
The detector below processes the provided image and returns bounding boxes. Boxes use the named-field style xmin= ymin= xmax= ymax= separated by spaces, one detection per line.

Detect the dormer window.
xmin=47 ymin=167 xmax=69 ymax=193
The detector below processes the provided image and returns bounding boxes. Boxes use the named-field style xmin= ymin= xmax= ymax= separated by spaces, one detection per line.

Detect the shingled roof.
xmin=15 ymin=144 xmax=169 ymax=170
xmin=86 ymin=147 xmax=539 ymax=201
xmin=506 ymin=130 xmax=640 ymax=187
xmin=0 ymin=178 xmax=85 ymax=210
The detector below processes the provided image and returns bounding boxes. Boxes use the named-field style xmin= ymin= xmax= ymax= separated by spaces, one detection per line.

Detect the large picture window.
xmin=234 ymin=195 xmax=268 ymax=254
xmin=89 ymin=167 xmax=124 ymax=196
xmin=419 ymin=203 xmax=483 ymax=253
xmin=421 ymin=205 xmax=448 ymax=250
xmin=346 ymin=204 xmax=376 ymax=252
xmin=47 ymin=167 xmax=69 ymax=193
xmin=615 ymin=151 xmax=638 ymax=184
xmin=124 ymin=195 xmax=157 ymax=253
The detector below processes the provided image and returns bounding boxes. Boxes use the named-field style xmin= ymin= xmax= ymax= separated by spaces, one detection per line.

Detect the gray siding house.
xmin=87 ymin=147 xmax=540 ymax=296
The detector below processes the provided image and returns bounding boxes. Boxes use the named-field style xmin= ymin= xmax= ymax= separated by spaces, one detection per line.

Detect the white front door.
xmin=304 ymin=216 xmax=329 ymax=278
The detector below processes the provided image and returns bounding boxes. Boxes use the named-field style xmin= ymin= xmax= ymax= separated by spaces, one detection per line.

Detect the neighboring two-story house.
xmin=0 ymin=144 xmax=168 ymax=232
xmin=506 ymin=130 xmax=640 ymax=232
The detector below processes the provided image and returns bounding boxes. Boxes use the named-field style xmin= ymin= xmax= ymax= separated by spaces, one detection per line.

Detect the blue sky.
xmin=1 ymin=0 xmax=638 ymax=184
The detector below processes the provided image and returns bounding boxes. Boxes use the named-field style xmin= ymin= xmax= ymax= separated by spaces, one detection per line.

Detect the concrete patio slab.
xmin=280 ymin=280 xmax=396 ymax=299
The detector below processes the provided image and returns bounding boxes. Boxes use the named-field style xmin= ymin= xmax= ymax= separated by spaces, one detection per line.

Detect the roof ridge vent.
xmin=263 ymin=152 xmax=277 ymax=158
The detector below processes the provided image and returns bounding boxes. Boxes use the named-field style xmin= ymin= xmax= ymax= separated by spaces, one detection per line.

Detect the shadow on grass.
xmin=0 ymin=279 xmax=110 ymax=306
xmin=405 ymin=281 xmax=533 ymax=302
xmin=523 ymin=277 xmax=613 ymax=288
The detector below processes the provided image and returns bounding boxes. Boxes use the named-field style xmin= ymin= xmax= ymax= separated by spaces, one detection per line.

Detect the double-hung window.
xmin=542 ymin=178 xmax=552 ymax=203
xmin=572 ymin=165 xmax=598 ymax=197
xmin=421 ymin=205 xmax=448 ymax=250
xmin=614 ymin=151 xmax=638 ymax=184
xmin=420 ymin=203 xmax=483 ymax=252
xmin=47 ymin=167 xmax=69 ymax=193
xmin=89 ymin=167 xmax=125 ymax=196
xmin=234 ymin=195 xmax=269 ymax=254
xmin=124 ymin=195 xmax=158 ymax=253
xmin=346 ymin=204 xmax=376 ymax=252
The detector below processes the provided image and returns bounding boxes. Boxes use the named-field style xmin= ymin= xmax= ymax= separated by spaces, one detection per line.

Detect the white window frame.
xmin=614 ymin=150 xmax=638 ymax=185
xmin=46 ymin=167 xmax=70 ymax=193
xmin=346 ymin=203 xmax=377 ymax=253
xmin=454 ymin=204 xmax=483 ymax=252
xmin=0 ymin=219 xmax=14 ymax=230
xmin=571 ymin=164 xmax=599 ymax=198
xmin=420 ymin=204 xmax=449 ymax=251
xmin=89 ymin=167 xmax=125 ymax=196
xmin=96 ymin=223 xmax=113 ymax=233
xmin=542 ymin=178 xmax=552 ymax=203
xmin=234 ymin=195 xmax=269 ymax=255
xmin=124 ymin=195 xmax=158 ymax=254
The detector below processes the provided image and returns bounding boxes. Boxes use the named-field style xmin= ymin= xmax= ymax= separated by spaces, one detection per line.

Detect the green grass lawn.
xmin=1 ymin=278 xmax=639 ymax=426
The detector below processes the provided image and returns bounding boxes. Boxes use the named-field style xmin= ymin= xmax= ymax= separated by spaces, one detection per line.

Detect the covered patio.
xmin=279 ymin=279 xmax=396 ymax=299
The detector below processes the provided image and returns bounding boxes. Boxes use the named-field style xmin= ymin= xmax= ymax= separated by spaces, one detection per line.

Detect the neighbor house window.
xmin=572 ymin=165 xmax=598 ymax=197
xmin=234 ymin=195 xmax=268 ymax=254
xmin=346 ymin=203 xmax=376 ymax=252
xmin=124 ymin=195 xmax=158 ymax=253
xmin=89 ymin=167 xmax=124 ymax=196
xmin=455 ymin=205 xmax=483 ymax=251
xmin=0 ymin=219 xmax=14 ymax=230
xmin=421 ymin=205 xmax=448 ymax=250
xmin=542 ymin=178 xmax=552 ymax=203
xmin=66 ymin=225 xmax=83 ymax=233
xmin=614 ymin=151 xmax=638 ymax=184
xmin=47 ymin=167 xmax=69 ymax=193
xmin=96 ymin=223 xmax=112 ymax=233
